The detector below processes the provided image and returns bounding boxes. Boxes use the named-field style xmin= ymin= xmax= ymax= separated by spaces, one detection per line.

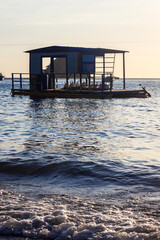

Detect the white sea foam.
xmin=0 ymin=189 xmax=159 ymax=240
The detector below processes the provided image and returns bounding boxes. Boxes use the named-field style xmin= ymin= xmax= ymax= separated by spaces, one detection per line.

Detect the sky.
xmin=0 ymin=0 xmax=160 ymax=78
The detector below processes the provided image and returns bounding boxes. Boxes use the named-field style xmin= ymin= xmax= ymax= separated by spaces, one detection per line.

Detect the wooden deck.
xmin=11 ymin=88 xmax=151 ymax=99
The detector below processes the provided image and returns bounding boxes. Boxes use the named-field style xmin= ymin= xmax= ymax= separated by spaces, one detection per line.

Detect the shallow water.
xmin=0 ymin=79 xmax=160 ymax=239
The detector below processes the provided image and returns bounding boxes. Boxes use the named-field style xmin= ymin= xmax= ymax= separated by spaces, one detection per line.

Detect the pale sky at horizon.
xmin=0 ymin=0 xmax=160 ymax=77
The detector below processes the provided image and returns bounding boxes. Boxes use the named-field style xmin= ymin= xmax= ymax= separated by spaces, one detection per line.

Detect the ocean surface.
xmin=0 ymin=78 xmax=160 ymax=240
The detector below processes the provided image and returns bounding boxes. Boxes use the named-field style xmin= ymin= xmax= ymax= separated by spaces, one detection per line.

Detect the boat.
xmin=0 ymin=73 xmax=4 ymax=81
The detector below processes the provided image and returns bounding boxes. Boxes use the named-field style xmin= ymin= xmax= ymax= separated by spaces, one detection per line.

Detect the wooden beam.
xmin=66 ymin=73 xmax=68 ymax=90
xmin=89 ymin=74 xmax=91 ymax=90
xmin=103 ymin=54 xmax=105 ymax=92
xmin=123 ymin=53 xmax=126 ymax=89
xmin=93 ymin=73 xmax=95 ymax=90
xmin=53 ymin=73 xmax=55 ymax=90
xmin=12 ymin=73 xmax=14 ymax=90
xmin=20 ymin=73 xmax=22 ymax=89
xmin=80 ymin=73 xmax=82 ymax=91
xmin=103 ymin=54 xmax=105 ymax=76
xmin=74 ymin=73 xmax=76 ymax=85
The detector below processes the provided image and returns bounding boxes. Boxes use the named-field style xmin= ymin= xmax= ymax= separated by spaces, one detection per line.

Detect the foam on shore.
xmin=0 ymin=189 xmax=159 ymax=240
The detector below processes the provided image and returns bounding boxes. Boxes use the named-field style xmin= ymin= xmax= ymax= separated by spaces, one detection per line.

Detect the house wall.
xmin=30 ymin=52 xmax=79 ymax=74
xmin=30 ymin=53 xmax=42 ymax=74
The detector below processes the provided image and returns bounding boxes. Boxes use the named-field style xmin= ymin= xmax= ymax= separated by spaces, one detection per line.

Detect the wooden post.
xmin=103 ymin=54 xmax=105 ymax=91
xmin=80 ymin=73 xmax=82 ymax=91
xmin=103 ymin=54 xmax=105 ymax=76
xmin=123 ymin=53 xmax=126 ymax=89
xmin=53 ymin=73 xmax=55 ymax=90
xmin=74 ymin=73 xmax=76 ymax=85
xmin=89 ymin=74 xmax=91 ymax=90
xmin=85 ymin=77 xmax=87 ymax=86
xmin=66 ymin=73 xmax=68 ymax=90
xmin=12 ymin=73 xmax=14 ymax=90
xmin=20 ymin=73 xmax=22 ymax=89
xmin=29 ymin=74 xmax=31 ymax=90
xmin=102 ymin=74 xmax=104 ymax=92
xmin=93 ymin=73 xmax=95 ymax=90
xmin=110 ymin=74 xmax=113 ymax=92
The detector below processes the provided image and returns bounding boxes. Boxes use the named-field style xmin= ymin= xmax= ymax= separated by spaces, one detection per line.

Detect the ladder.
xmin=105 ymin=53 xmax=116 ymax=77
xmin=95 ymin=54 xmax=116 ymax=78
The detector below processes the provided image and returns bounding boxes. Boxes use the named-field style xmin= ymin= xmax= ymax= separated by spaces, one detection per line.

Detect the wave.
xmin=0 ymin=157 xmax=159 ymax=189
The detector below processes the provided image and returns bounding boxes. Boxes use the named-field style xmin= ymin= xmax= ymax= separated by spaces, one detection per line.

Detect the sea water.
xmin=0 ymin=79 xmax=160 ymax=240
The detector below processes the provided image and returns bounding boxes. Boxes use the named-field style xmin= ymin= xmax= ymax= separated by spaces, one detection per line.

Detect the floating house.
xmin=11 ymin=46 xmax=151 ymax=98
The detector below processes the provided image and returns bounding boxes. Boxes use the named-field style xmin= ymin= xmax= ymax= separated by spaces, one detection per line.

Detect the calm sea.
xmin=0 ymin=79 xmax=160 ymax=240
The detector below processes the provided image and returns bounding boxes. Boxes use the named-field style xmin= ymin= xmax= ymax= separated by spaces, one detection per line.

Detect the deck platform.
xmin=11 ymin=88 xmax=151 ymax=99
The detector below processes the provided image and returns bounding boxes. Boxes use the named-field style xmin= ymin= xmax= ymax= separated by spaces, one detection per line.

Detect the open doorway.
xmin=42 ymin=57 xmax=66 ymax=75
xmin=53 ymin=57 xmax=66 ymax=76
xmin=42 ymin=57 xmax=51 ymax=73
xmin=41 ymin=56 xmax=67 ymax=89
xmin=53 ymin=57 xmax=67 ymax=89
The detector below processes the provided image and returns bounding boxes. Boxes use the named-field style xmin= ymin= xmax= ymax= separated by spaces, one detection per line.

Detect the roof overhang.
xmin=25 ymin=46 xmax=129 ymax=54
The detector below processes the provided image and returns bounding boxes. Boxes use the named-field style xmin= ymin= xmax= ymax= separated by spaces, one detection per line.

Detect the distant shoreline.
xmin=2 ymin=77 xmax=160 ymax=80
xmin=125 ymin=78 xmax=160 ymax=80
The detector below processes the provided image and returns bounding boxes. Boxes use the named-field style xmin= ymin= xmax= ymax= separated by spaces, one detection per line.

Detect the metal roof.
xmin=25 ymin=46 xmax=128 ymax=54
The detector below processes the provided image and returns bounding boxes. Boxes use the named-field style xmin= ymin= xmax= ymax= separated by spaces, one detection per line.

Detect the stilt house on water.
xmin=11 ymin=46 xmax=151 ymax=98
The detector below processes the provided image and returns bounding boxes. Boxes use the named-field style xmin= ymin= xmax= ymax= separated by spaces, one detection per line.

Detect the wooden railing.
xmin=11 ymin=72 xmax=113 ymax=91
xmin=11 ymin=73 xmax=30 ymax=90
